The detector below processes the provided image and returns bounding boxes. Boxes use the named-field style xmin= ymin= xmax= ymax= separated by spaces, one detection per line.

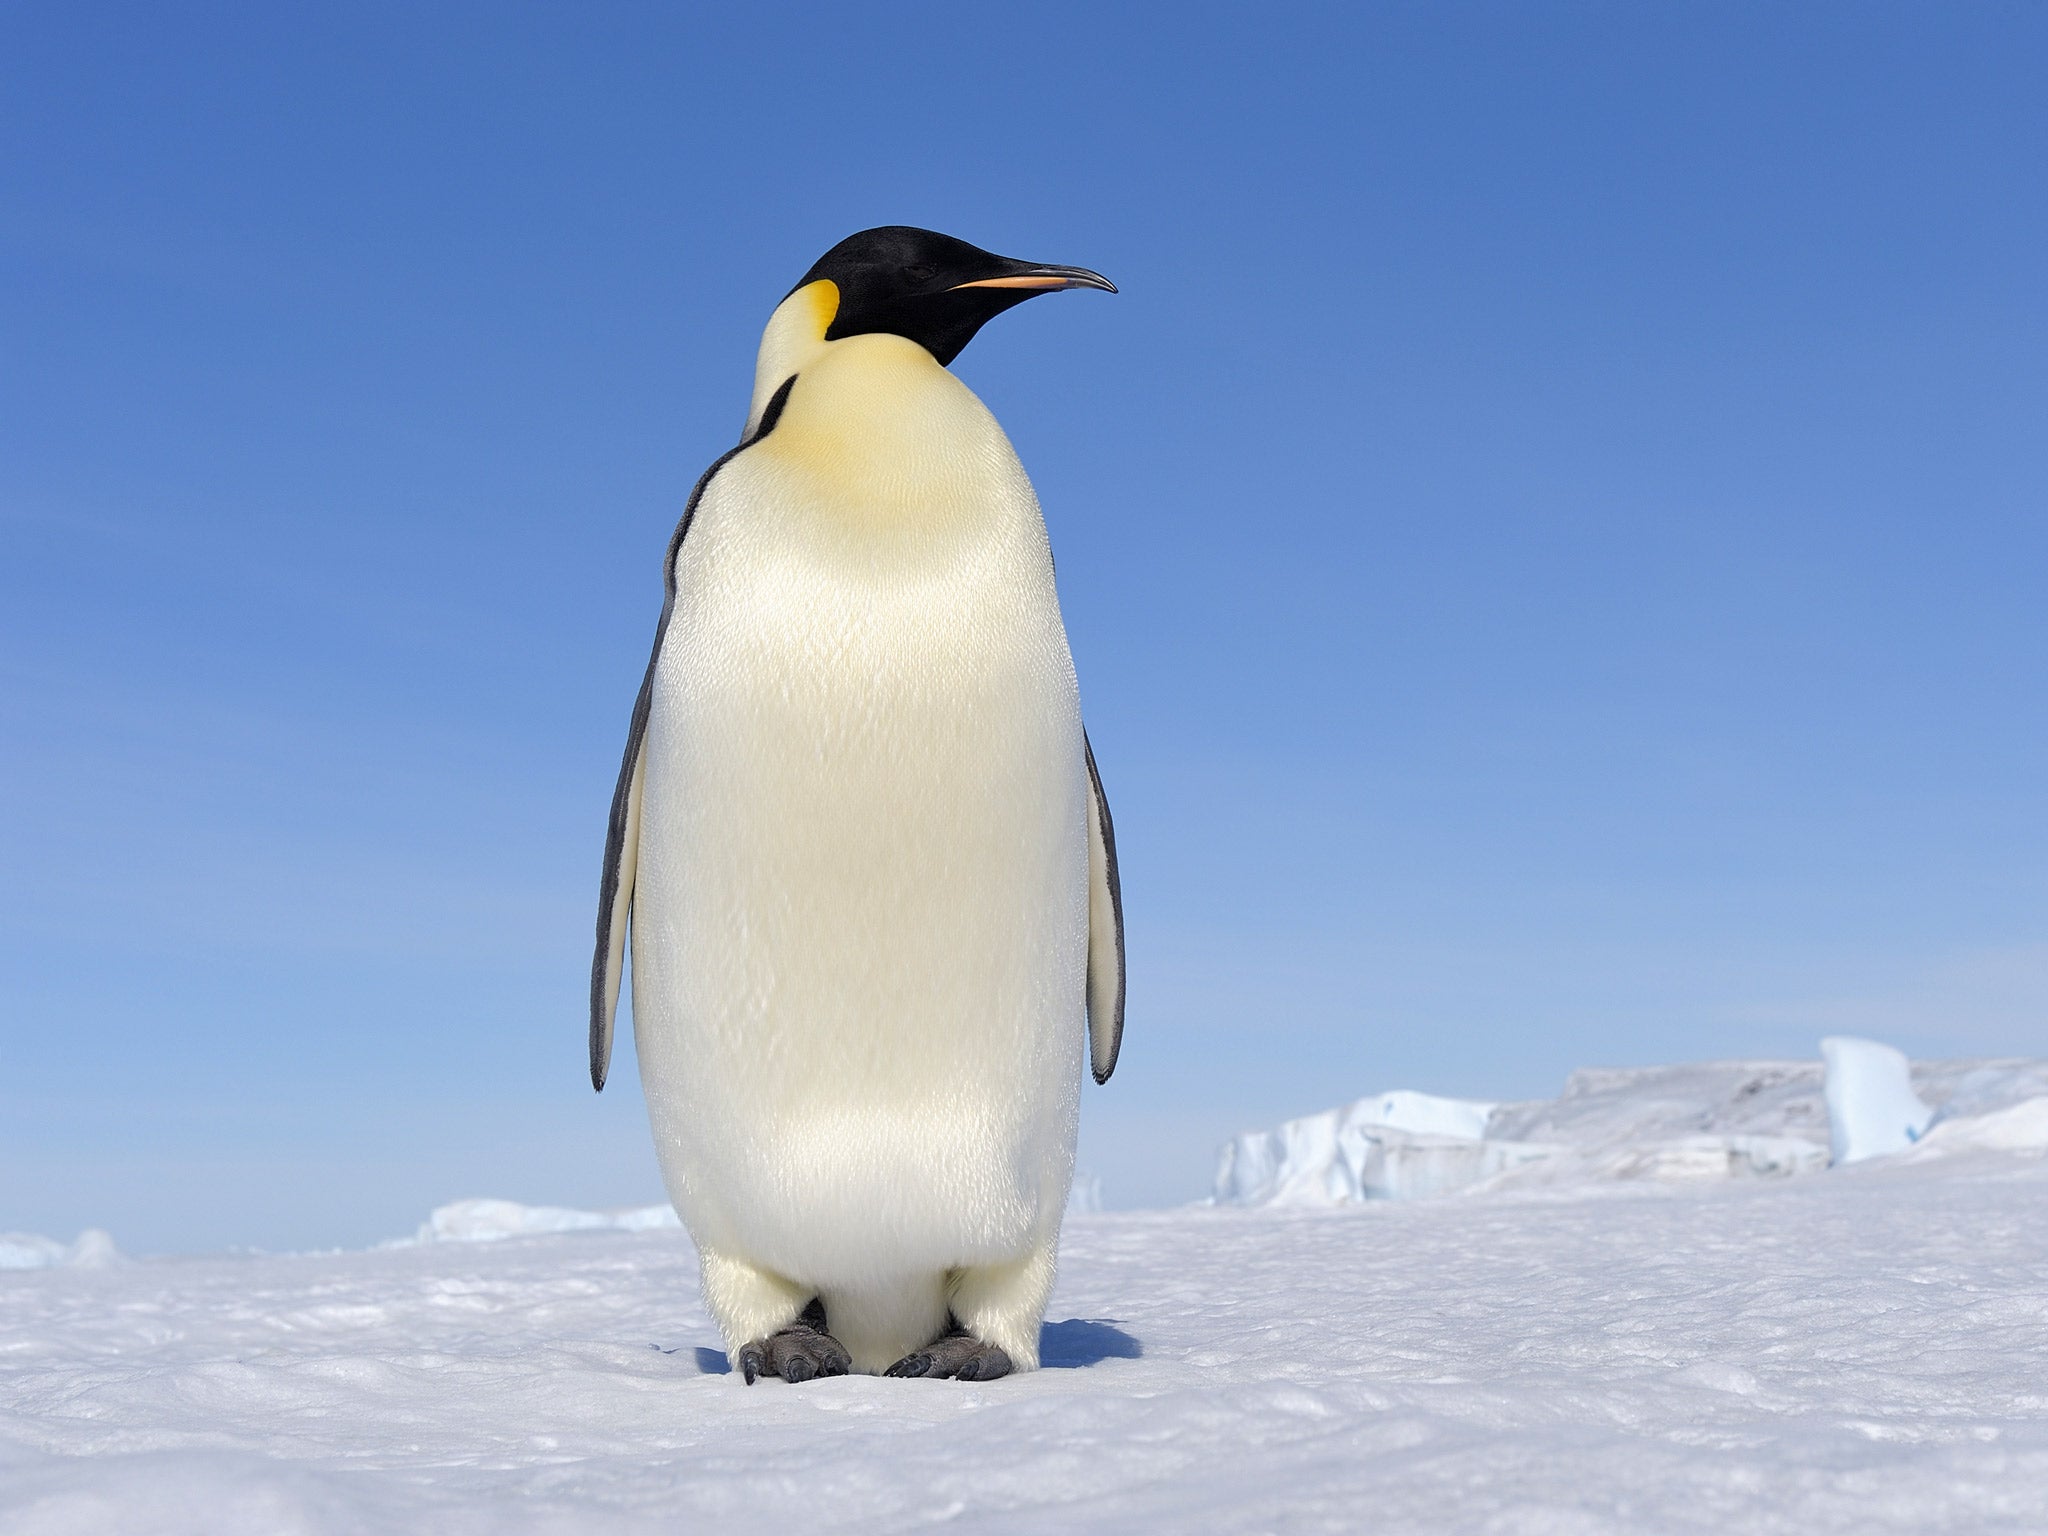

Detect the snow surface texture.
xmin=7 ymin=1148 xmax=2048 ymax=1532
xmin=1214 ymin=1051 xmax=2048 ymax=1207
xmin=6 ymin=1058 xmax=2048 ymax=1534
xmin=1822 ymin=1036 xmax=1935 ymax=1163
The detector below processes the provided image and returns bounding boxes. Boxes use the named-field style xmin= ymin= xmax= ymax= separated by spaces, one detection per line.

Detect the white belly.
xmin=630 ymin=369 xmax=1087 ymax=1290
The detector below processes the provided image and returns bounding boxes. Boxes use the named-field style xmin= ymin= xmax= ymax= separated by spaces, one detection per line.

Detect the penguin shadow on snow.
xmin=682 ymin=1320 xmax=1140 ymax=1377
xmin=1037 ymin=1318 xmax=1142 ymax=1368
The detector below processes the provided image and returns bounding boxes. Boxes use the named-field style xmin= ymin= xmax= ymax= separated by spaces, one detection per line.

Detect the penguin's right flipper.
xmin=588 ymin=375 xmax=803 ymax=1092
xmin=1083 ymin=733 xmax=1125 ymax=1084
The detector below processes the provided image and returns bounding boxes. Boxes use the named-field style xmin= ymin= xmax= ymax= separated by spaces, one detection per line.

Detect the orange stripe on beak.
xmin=948 ymin=274 xmax=1084 ymax=290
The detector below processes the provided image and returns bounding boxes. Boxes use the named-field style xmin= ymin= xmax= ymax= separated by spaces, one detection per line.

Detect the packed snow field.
xmin=7 ymin=1056 xmax=2048 ymax=1534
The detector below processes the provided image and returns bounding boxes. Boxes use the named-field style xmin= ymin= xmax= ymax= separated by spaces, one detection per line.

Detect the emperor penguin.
xmin=590 ymin=227 xmax=1124 ymax=1383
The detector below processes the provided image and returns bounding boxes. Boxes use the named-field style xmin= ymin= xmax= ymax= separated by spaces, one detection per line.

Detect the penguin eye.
xmin=904 ymin=262 xmax=939 ymax=286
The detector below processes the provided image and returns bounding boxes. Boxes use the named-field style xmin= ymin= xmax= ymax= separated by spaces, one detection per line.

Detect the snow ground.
xmin=6 ymin=1143 xmax=2048 ymax=1533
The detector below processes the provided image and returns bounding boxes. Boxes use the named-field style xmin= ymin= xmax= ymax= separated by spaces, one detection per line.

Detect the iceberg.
xmin=1908 ymin=1095 xmax=2048 ymax=1157
xmin=1213 ymin=1044 xmax=2048 ymax=1208
xmin=409 ymin=1199 xmax=681 ymax=1244
xmin=1821 ymin=1036 xmax=1935 ymax=1164
xmin=1352 ymin=1089 xmax=1497 ymax=1139
xmin=1211 ymin=1052 xmax=1984 ymax=1206
xmin=0 ymin=1228 xmax=122 ymax=1270
xmin=1348 ymin=1126 xmax=1558 ymax=1200
xmin=1212 ymin=1091 xmax=1543 ymax=1207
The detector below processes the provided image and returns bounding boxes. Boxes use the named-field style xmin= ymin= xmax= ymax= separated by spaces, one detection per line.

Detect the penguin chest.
xmin=630 ymin=434 xmax=1087 ymax=1264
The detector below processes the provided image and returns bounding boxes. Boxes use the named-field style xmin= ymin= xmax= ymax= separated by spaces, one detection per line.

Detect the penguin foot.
xmin=883 ymin=1327 xmax=1013 ymax=1382
xmin=733 ymin=1299 xmax=851 ymax=1385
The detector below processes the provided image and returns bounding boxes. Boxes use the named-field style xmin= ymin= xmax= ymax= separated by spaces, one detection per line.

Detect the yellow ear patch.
xmin=798 ymin=279 xmax=840 ymax=338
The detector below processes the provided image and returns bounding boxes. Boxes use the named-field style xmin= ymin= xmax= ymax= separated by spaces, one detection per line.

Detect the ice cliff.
xmin=1213 ymin=1046 xmax=2048 ymax=1207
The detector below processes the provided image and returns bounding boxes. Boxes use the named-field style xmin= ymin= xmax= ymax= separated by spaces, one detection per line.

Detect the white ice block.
xmin=0 ymin=1228 xmax=123 ymax=1270
xmin=411 ymin=1199 xmax=681 ymax=1244
xmin=1352 ymin=1089 xmax=1497 ymax=1140
xmin=1821 ymin=1036 xmax=1935 ymax=1164
xmin=1211 ymin=1090 xmax=1527 ymax=1207
xmin=1066 ymin=1173 xmax=1104 ymax=1216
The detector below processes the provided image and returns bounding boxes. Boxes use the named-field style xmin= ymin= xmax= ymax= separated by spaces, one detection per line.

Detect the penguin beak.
xmin=949 ymin=263 xmax=1118 ymax=295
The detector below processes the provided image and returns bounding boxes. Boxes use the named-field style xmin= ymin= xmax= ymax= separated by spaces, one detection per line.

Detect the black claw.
xmin=957 ymin=1347 xmax=1013 ymax=1382
xmin=884 ymin=1331 xmax=1013 ymax=1380
xmin=737 ymin=1314 xmax=855 ymax=1385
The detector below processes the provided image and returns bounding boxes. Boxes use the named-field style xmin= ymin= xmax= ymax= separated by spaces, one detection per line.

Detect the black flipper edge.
xmin=589 ymin=374 xmax=798 ymax=1090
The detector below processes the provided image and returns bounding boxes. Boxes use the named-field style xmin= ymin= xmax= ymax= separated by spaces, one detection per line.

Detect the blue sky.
xmin=4 ymin=3 xmax=2044 ymax=1252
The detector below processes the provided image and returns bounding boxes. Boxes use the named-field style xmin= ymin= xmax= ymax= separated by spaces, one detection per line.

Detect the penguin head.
xmin=793 ymin=226 xmax=1115 ymax=368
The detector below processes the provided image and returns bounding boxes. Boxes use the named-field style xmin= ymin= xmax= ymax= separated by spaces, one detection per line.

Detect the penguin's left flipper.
xmin=734 ymin=1300 xmax=852 ymax=1385
xmin=883 ymin=1329 xmax=1014 ymax=1382
xmin=1083 ymin=733 xmax=1126 ymax=1085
